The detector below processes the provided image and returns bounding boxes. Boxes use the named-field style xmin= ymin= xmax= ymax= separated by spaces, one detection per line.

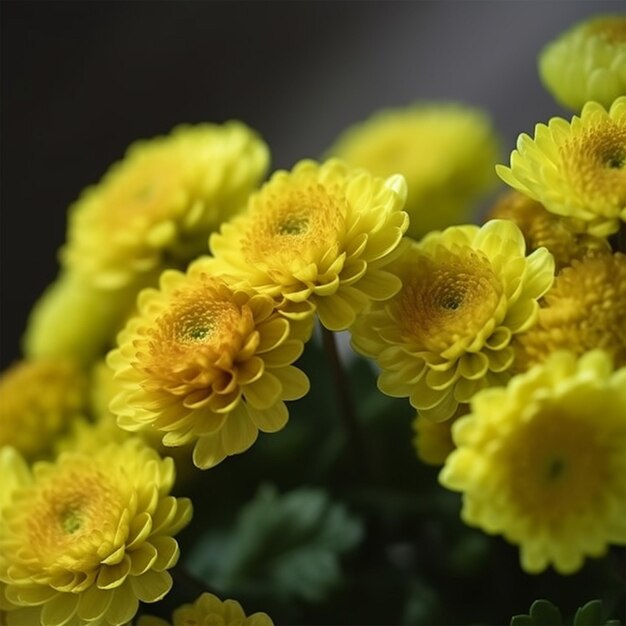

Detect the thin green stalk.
xmin=321 ymin=326 xmax=371 ymax=481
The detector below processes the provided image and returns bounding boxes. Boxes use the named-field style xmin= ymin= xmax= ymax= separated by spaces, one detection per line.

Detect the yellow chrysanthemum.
xmin=328 ymin=103 xmax=500 ymax=238
xmin=23 ymin=270 xmax=142 ymax=365
xmin=496 ymin=97 xmax=626 ymax=237
xmin=107 ymin=261 xmax=311 ymax=469
xmin=539 ymin=15 xmax=626 ymax=111
xmin=485 ymin=191 xmax=609 ymax=271
xmin=137 ymin=592 xmax=274 ymax=626
xmin=62 ymin=122 xmax=269 ymax=289
xmin=0 ymin=439 xmax=192 ymax=626
xmin=209 ymin=159 xmax=409 ymax=331
xmin=513 ymin=252 xmax=626 ymax=372
xmin=412 ymin=407 xmax=466 ymax=466
xmin=351 ymin=220 xmax=555 ymax=421
xmin=440 ymin=350 xmax=626 ymax=574
xmin=0 ymin=358 xmax=87 ymax=460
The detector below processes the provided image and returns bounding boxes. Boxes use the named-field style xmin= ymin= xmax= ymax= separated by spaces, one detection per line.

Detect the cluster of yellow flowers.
xmin=1 ymin=11 xmax=625 ymax=624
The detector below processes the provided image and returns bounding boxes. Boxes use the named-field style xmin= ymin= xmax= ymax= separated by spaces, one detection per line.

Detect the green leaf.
xmin=510 ymin=600 xmax=562 ymax=626
xmin=186 ymin=484 xmax=364 ymax=605
xmin=574 ymin=600 xmax=604 ymax=626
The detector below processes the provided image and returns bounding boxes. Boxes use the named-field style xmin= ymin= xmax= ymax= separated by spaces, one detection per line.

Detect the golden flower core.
xmin=586 ymin=16 xmax=626 ymax=43
xmin=398 ymin=248 xmax=502 ymax=354
xmin=139 ymin=277 xmax=253 ymax=388
xmin=25 ymin=464 xmax=123 ymax=569
xmin=100 ymin=153 xmax=183 ymax=230
xmin=496 ymin=404 xmax=610 ymax=522
xmin=242 ymin=182 xmax=346 ymax=270
xmin=514 ymin=252 xmax=626 ymax=370
xmin=561 ymin=120 xmax=626 ymax=216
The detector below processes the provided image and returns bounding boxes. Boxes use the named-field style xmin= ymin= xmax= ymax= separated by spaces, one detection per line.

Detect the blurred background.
xmin=2 ymin=0 xmax=623 ymax=369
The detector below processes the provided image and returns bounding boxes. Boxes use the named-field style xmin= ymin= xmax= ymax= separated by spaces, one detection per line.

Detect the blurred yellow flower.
xmin=351 ymin=220 xmax=555 ymax=421
xmin=497 ymin=97 xmax=626 ymax=237
xmin=0 ymin=439 xmax=192 ymax=626
xmin=539 ymin=14 xmax=626 ymax=110
xmin=209 ymin=159 xmax=409 ymax=330
xmin=485 ymin=190 xmax=609 ymax=272
xmin=412 ymin=407 xmax=465 ymax=466
xmin=23 ymin=270 xmax=141 ymax=365
xmin=0 ymin=358 xmax=87 ymax=461
xmin=440 ymin=350 xmax=626 ymax=574
xmin=513 ymin=252 xmax=626 ymax=371
xmin=328 ymin=103 xmax=500 ymax=238
xmin=137 ymin=592 xmax=274 ymax=626
xmin=108 ymin=261 xmax=311 ymax=469
xmin=62 ymin=122 xmax=269 ymax=289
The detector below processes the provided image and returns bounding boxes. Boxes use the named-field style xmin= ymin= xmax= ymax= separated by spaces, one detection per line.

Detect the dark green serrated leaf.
xmin=185 ymin=483 xmax=364 ymax=606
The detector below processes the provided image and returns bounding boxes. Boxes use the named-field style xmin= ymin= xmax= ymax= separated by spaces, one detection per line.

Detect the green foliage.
xmin=511 ymin=599 xmax=622 ymax=626
xmin=186 ymin=483 xmax=364 ymax=606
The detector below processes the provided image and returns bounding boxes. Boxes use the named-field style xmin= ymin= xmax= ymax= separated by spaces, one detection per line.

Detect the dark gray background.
xmin=1 ymin=0 xmax=623 ymax=368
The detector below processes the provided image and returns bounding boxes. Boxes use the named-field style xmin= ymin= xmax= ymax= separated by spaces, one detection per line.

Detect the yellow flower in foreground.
xmin=329 ymin=103 xmax=499 ymax=238
xmin=0 ymin=440 xmax=192 ymax=626
xmin=539 ymin=14 xmax=626 ymax=110
xmin=513 ymin=252 xmax=626 ymax=371
xmin=137 ymin=592 xmax=274 ymax=626
xmin=0 ymin=358 xmax=87 ymax=460
xmin=485 ymin=191 xmax=609 ymax=272
xmin=351 ymin=220 xmax=555 ymax=421
xmin=496 ymin=97 xmax=626 ymax=237
xmin=62 ymin=122 xmax=269 ymax=289
xmin=440 ymin=350 xmax=626 ymax=574
xmin=108 ymin=262 xmax=311 ymax=469
xmin=209 ymin=159 xmax=408 ymax=330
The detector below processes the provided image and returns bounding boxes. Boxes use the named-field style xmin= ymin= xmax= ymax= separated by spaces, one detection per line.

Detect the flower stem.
xmin=321 ymin=326 xmax=371 ymax=481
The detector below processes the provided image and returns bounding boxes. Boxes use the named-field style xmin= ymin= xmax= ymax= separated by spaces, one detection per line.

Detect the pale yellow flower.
xmin=0 ymin=440 xmax=192 ymax=626
xmin=62 ymin=122 xmax=269 ymax=289
xmin=539 ymin=15 xmax=626 ymax=110
xmin=412 ymin=407 xmax=466 ymax=466
xmin=497 ymin=98 xmax=626 ymax=237
xmin=485 ymin=191 xmax=609 ymax=272
xmin=209 ymin=159 xmax=409 ymax=331
xmin=351 ymin=220 xmax=555 ymax=421
xmin=329 ymin=103 xmax=500 ymax=238
xmin=0 ymin=358 xmax=87 ymax=460
xmin=108 ymin=261 xmax=311 ymax=469
xmin=513 ymin=252 xmax=626 ymax=371
xmin=440 ymin=350 xmax=626 ymax=574
xmin=137 ymin=592 xmax=274 ymax=626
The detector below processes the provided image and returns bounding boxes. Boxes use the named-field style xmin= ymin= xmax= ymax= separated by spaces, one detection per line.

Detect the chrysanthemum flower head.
xmin=440 ymin=350 xmax=626 ymax=575
xmin=485 ymin=191 xmax=609 ymax=271
xmin=209 ymin=158 xmax=409 ymax=331
xmin=539 ymin=14 xmax=626 ymax=110
xmin=0 ymin=358 xmax=87 ymax=460
xmin=513 ymin=252 xmax=626 ymax=371
xmin=0 ymin=439 xmax=192 ymax=626
xmin=62 ymin=122 xmax=269 ymax=289
xmin=496 ymin=97 xmax=626 ymax=237
xmin=351 ymin=219 xmax=555 ymax=421
xmin=328 ymin=103 xmax=500 ymax=238
xmin=23 ymin=270 xmax=141 ymax=365
xmin=107 ymin=260 xmax=311 ymax=469
xmin=412 ymin=407 xmax=466 ymax=466
xmin=137 ymin=592 xmax=274 ymax=626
